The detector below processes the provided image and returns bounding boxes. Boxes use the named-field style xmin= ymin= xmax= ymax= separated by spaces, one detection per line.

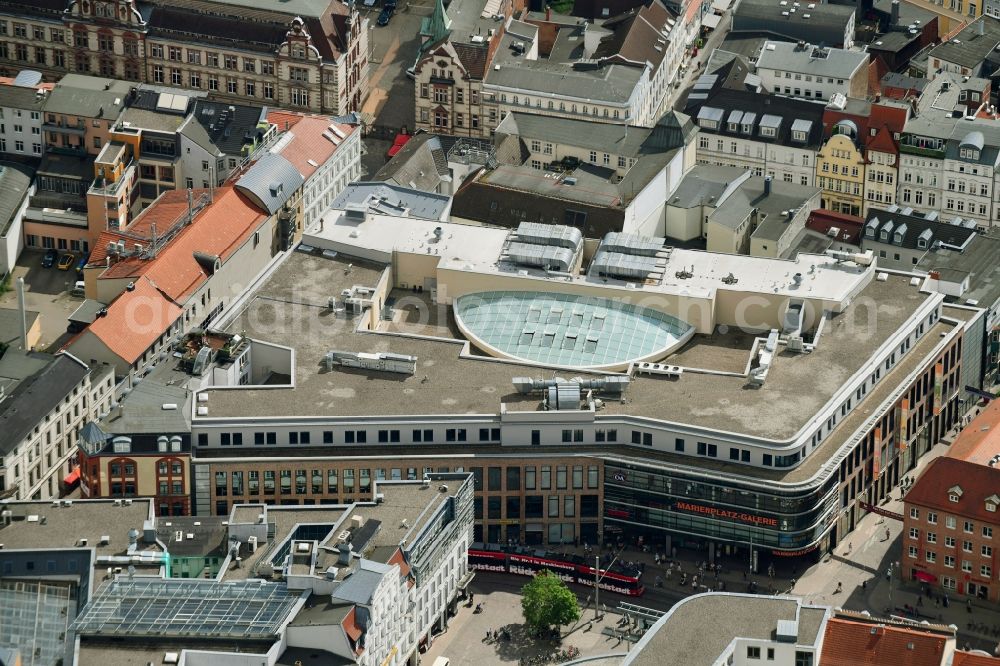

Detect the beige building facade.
xmin=0 ymin=0 xmax=368 ymax=116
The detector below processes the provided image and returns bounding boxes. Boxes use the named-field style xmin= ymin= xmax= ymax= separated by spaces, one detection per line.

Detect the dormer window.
xmin=917 ymin=238 xmax=928 ymax=249
xmin=880 ymin=230 xmax=889 ymax=241
xmin=760 ymin=127 xmax=776 ymax=138
xmin=989 ymin=503 xmax=997 ymax=512
xmin=792 ymin=130 xmax=806 ymax=142
xmin=742 ymin=123 xmax=752 ymax=133
xmin=960 ymin=147 xmax=980 ymax=160
xmin=697 ymin=106 xmax=724 ymax=130
xmin=950 ymin=494 xmax=960 ymax=503
xmin=866 ymin=226 xmax=876 ymax=238
xmin=987 ymin=494 xmax=1000 ymax=512
xmin=729 ymin=121 xmax=739 ymax=132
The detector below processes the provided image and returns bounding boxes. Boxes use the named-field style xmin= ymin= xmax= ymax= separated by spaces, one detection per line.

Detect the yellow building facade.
xmin=816 ymin=133 xmax=866 ymax=218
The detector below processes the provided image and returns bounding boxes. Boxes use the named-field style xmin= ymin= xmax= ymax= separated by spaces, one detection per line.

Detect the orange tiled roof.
xmin=275 ymin=116 xmax=355 ymax=179
xmin=820 ymin=617 xmax=949 ymax=666
xmin=267 ymin=110 xmax=307 ymax=131
xmin=90 ymin=189 xmax=200 ymax=276
xmin=952 ymin=651 xmax=1000 ymax=665
xmin=388 ymin=547 xmax=412 ymax=580
xmin=83 ymin=186 xmax=266 ymax=363
xmin=84 ymin=277 xmax=183 ymax=364
xmin=142 ymin=186 xmax=265 ymax=302
xmin=947 ymin=398 xmax=1000 ymax=465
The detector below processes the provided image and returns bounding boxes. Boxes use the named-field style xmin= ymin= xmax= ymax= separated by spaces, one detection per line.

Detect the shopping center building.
xmin=87 ymin=204 xmax=986 ymax=568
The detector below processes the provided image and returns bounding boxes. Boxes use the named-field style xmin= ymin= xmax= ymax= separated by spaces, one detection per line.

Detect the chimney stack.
xmin=764 ymin=175 xmax=772 ymax=197
xmin=546 ymin=5 xmax=551 ymax=20
xmin=16 ymin=277 xmax=27 ymax=350
xmin=890 ymin=0 xmax=899 ymax=25
xmin=979 ymin=19 xmax=985 ymax=36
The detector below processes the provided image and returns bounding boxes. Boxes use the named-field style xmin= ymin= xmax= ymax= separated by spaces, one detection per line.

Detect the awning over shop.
xmin=914 ymin=570 xmax=937 ymax=583
xmin=703 ymin=13 xmax=722 ymax=29
xmin=64 ymin=467 xmax=80 ymax=486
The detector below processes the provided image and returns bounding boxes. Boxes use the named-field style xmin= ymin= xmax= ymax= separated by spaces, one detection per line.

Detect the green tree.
xmin=521 ymin=570 xmax=580 ymax=633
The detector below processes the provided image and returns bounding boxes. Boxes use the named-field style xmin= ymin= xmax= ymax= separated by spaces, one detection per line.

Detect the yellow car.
xmin=57 ymin=253 xmax=75 ymax=270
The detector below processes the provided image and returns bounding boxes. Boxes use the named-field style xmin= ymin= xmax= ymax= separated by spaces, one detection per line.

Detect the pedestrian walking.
xmin=917 ymin=595 xmax=923 ymax=607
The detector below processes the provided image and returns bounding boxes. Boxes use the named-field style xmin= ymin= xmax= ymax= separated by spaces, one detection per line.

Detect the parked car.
xmin=377 ymin=5 xmax=393 ymax=25
xmin=57 ymin=253 xmax=75 ymax=270
xmin=41 ymin=248 xmax=57 ymax=268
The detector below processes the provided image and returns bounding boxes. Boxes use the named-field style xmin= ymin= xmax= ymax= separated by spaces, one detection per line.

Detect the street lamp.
xmin=595 ymin=547 xmax=624 ymax=622
xmin=887 ymin=562 xmax=894 ymax=604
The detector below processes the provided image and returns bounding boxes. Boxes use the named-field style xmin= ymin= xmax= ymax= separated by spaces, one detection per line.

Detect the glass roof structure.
xmin=71 ymin=579 xmax=301 ymax=639
xmin=454 ymin=291 xmax=694 ymax=370
xmin=0 ymin=579 xmax=74 ymax=666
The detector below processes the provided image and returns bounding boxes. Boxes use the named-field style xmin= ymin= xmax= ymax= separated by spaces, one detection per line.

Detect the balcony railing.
xmin=899 ymin=144 xmax=945 ymax=158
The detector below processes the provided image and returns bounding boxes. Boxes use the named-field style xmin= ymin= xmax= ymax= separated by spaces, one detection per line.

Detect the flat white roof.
xmin=308 ymin=210 xmax=508 ymax=267
xmin=306 ymin=213 xmax=872 ymax=308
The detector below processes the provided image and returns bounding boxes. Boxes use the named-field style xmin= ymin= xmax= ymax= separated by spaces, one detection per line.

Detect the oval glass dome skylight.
xmin=454 ymin=291 xmax=694 ymax=371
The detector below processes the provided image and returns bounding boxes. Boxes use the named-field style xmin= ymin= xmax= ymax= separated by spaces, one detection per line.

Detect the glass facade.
xmin=603 ymin=463 xmax=838 ymax=551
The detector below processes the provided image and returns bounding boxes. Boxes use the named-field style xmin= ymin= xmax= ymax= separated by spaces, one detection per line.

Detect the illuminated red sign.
xmin=673 ymin=501 xmax=779 ymax=527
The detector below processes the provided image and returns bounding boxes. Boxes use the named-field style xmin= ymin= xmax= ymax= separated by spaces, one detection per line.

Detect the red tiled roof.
xmin=904 ymin=457 xmax=1000 ymax=524
xmin=342 ymin=606 xmax=363 ymax=642
xmin=84 ymin=277 xmax=183 ymax=364
xmin=820 ymin=617 xmax=949 ymax=666
xmin=275 ymin=116 xmax=355 ymax=179
xmin=947 ymin=398 xmax=1000 ymax=465
xmin=267 ymin=110 xmax=306 ymax=131
xmin=388 ymin=547 xmax=412 ymax=581
xmin=868 ymin=126 xmax=899 ymax=155
xmin=952 ymin=651 xmax=1000 ymax=666
xmin=90 ymin=189 xmax=199 ymax=277
xmin=807 ymin=210 xmax=864 ymax=245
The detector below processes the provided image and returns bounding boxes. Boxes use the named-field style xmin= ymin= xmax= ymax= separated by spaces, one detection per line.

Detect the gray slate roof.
xmin=929 ymin=16 xmax=1000 ymax=69
xmin=372 ymin=134 xmax=449 ymax=192
xmin=236 ymin=153 xmax=304 ymax=214
xmin=669 ymin=164 xmax=749 ymax=208
xmin=732 ymin=0 xmax=855 ymax=46
xmin=0 ymin=352 xmax=89 ymax=456
xmin=0 ymin=83 xmax=48 ymax=112
xmin=331 ymin=560 xmax=394 ymax=605
xmin=0 ymin=308 xmax=39 ymax=350
xmin=0 ymin=162 xmax=33 ymax=237
xmin=495 ymin=112 xmax=649 ymax=156
xmin=917 ymin=233 xmax=1000 ymax=309
xmin=485 ymin=60 xmax=643 ymax=104
xmin=863 ymin=207 xmax=978 ymax=251
xmin=99 ymin=380 xmax=191 ymax=436
xmin=714 ymin=177 xmax=820 ymax=238
xmin=331 ymin=182 xmax=451 ymax=221
xmin=43 ymin=74 xmax=132 ymax=119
